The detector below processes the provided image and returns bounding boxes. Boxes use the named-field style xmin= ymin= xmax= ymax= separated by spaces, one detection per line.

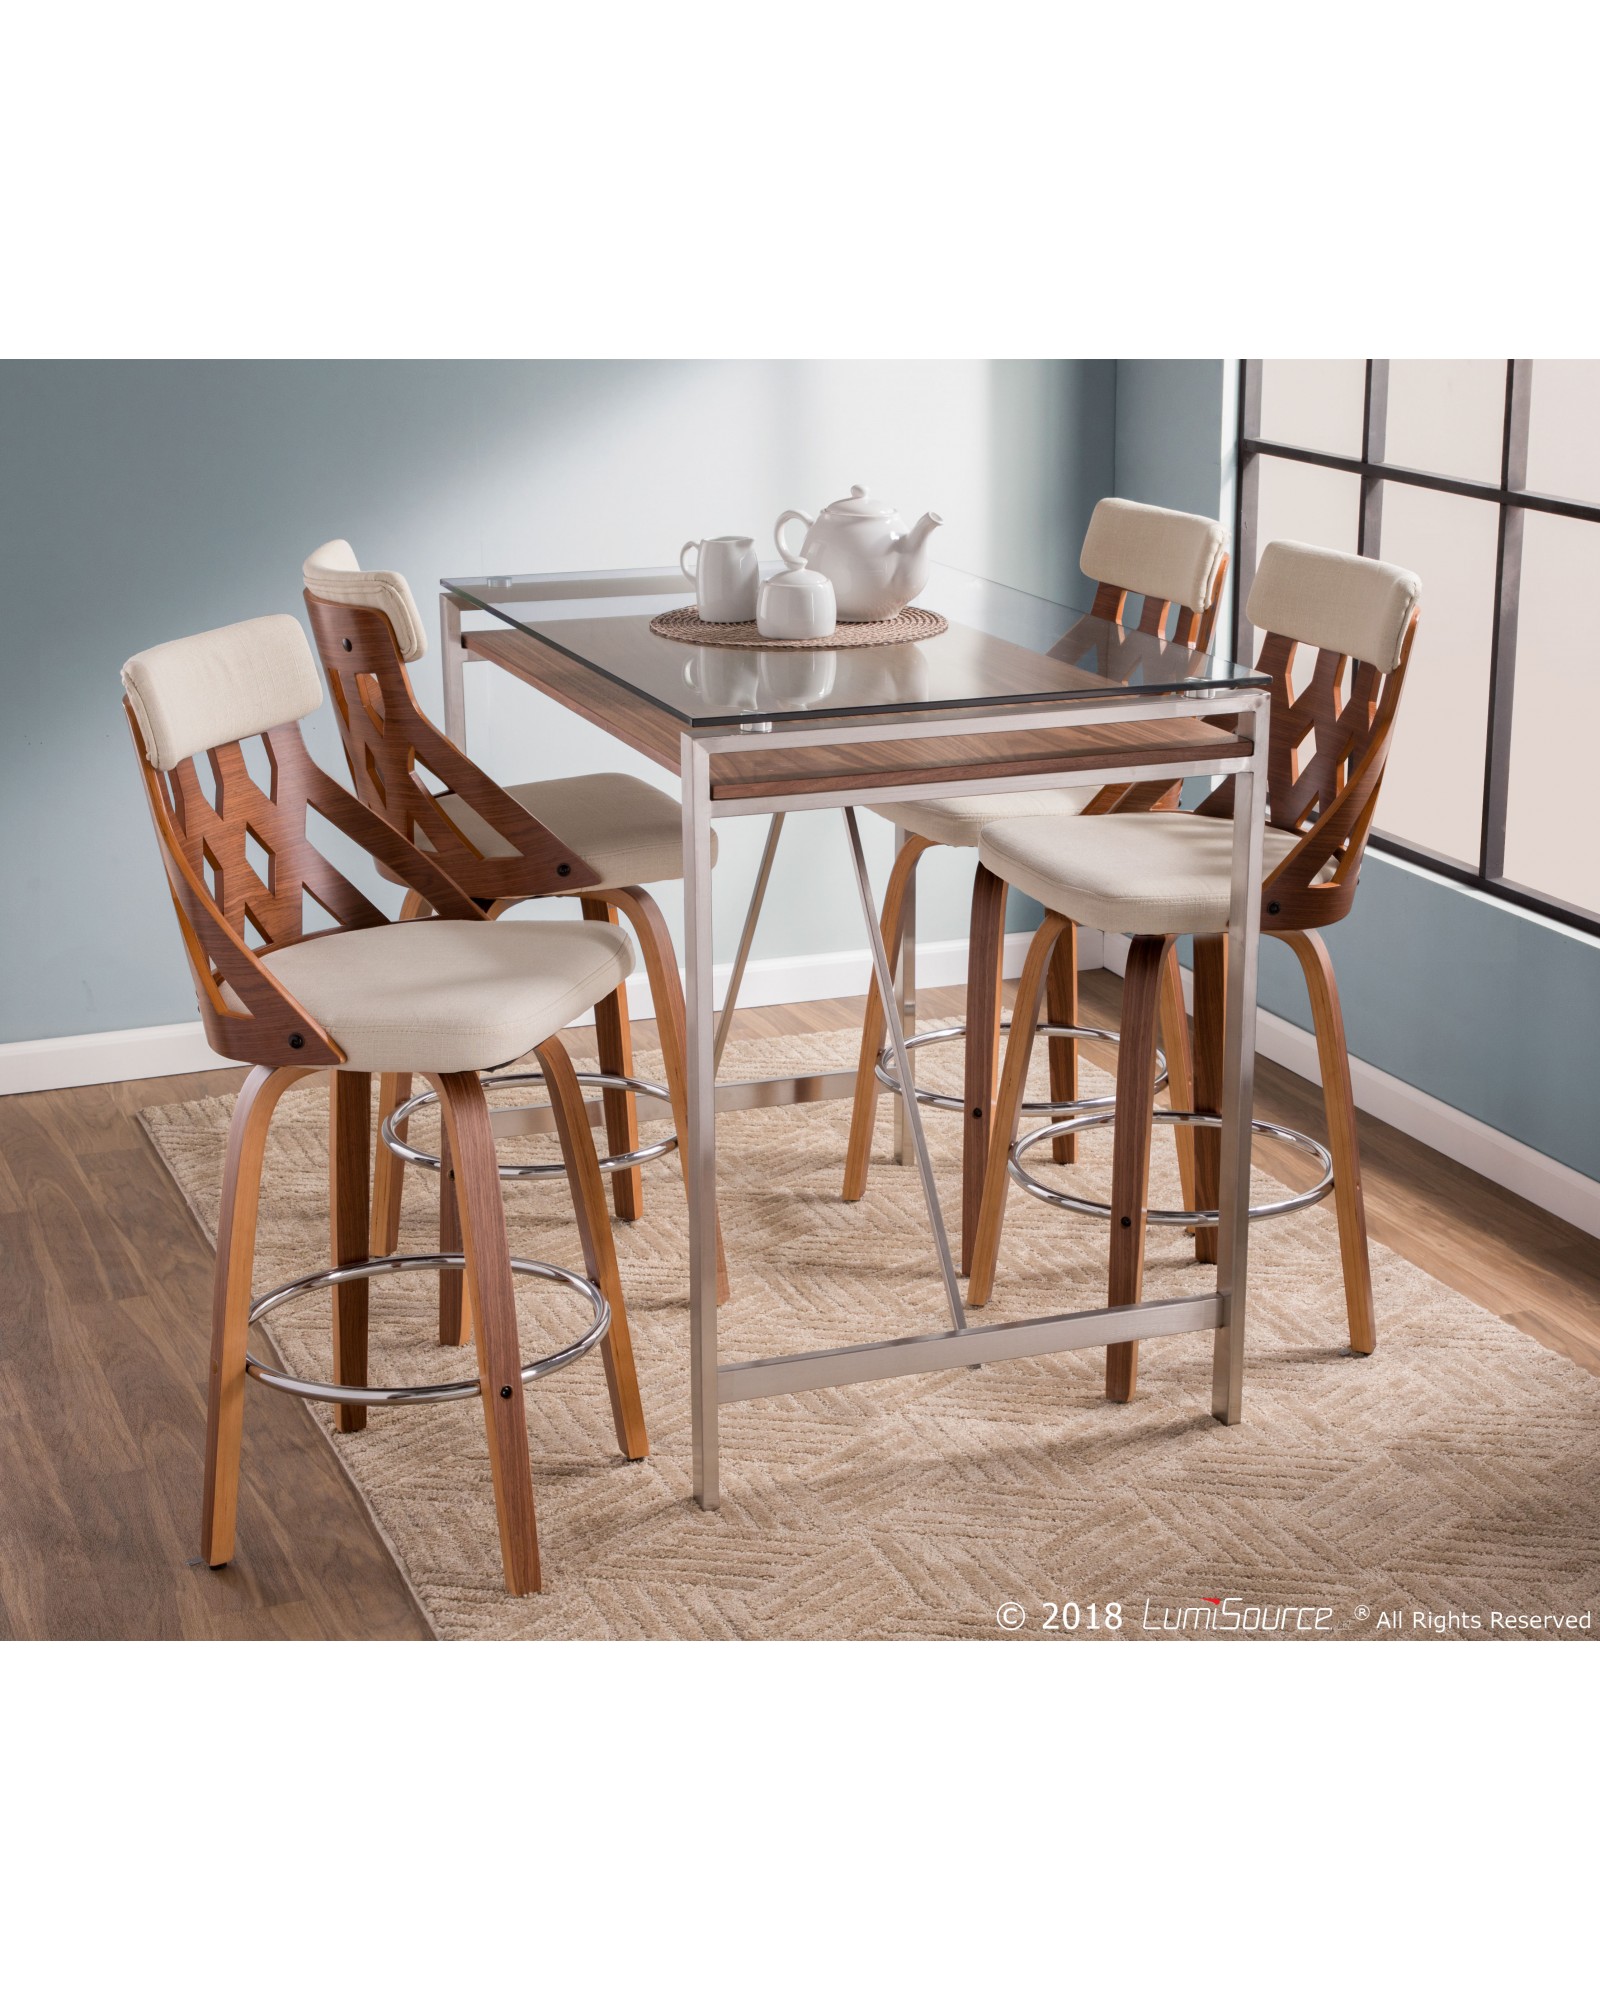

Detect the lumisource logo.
xmin=1142 ymin=1595 xmax=1334 ymax=1634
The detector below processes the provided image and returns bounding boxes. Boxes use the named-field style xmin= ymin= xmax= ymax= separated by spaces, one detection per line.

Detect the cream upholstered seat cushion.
xmin=874 ymin=786 xmax=1099 ymax=849
xmin=303 ymin=540 xmax=430 ymax=664
xmin=123 ymin=616 xmax=323 ymax=770
xmin=1079 ymin=497 xmax=1228 ymax=615
xmin=1247 ymin=540 xmax=1420 ymax=671
xmin=434 ymin=772 xmax=712 ymax=888
xmin=978 ymin=812 xmax=1310 ymax=939
xmin=264 ymin=918 xmax=634 ymax=1074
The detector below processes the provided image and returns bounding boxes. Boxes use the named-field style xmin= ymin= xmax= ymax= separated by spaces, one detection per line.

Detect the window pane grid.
xmin=1237 ymin=359 xmax=1599 ymax=937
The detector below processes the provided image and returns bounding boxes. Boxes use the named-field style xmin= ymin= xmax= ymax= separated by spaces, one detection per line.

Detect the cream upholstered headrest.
xmin=1080 ymin=497 xmax=1228 ymax=613
xmin=123 ymin=615 xmax=323 ymax=771
xmin=1246 ymin=541 xmax=1421 ymax=672
xmin=302 ymin=539 xmax=428 ymax=663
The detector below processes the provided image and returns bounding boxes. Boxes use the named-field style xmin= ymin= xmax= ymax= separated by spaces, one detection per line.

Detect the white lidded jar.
xmin=756 ymin=556 xmax=837 ymax=641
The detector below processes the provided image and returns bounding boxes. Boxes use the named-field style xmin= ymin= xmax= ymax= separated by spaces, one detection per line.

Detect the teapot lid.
xmin=819 ymin=483 xmax=893 ymax=520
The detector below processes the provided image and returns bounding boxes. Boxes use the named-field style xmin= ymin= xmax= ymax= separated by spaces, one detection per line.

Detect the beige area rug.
xmin=141 ymin=1026 xmax=1600 ymax=1641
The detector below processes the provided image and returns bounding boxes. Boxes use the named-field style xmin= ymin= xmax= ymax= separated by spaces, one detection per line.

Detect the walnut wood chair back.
xmin=302 ymin=542 xmax=595 ymax=903
xmin=1204 ymin=539 xmax=1421 ymax=931
xmin=123 ymin=613 xmax=483 ymax=1069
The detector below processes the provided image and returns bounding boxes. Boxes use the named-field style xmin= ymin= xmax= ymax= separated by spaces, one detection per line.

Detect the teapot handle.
xmin=774 ymin=510 xmax=813 ymax=564
xmin=679 ymin=540 xmax=701 ymax=583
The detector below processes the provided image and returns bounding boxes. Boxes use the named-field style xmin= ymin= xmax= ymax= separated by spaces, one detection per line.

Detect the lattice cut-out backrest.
xmin=163 ymin=728 xmax=387 ymax=950
xmin=1203 ymin=540 xmax=1422 ymax=929
xmin=303 ymin=588 xmax=600 ymax=902
xmin=1255 ymin=634 xmax=1392 ymax=835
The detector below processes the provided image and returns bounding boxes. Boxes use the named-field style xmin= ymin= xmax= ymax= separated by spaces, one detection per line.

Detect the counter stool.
xmin=842 ymin=497 xmax=1230 ymax=1272
xmin=124 ymin=612 xmax=649 ymax=1595
xmin=967 ymin=540 xmax=1422 ymax=1402
xmin=301 ymin=541 xmax=728 ymax=1318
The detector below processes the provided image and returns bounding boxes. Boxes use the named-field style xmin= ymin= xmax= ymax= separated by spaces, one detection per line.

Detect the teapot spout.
xmin=891 ymin=510 xmax=943 ymax=600
xmin=902 ymin=511 xmax=943 ymax=558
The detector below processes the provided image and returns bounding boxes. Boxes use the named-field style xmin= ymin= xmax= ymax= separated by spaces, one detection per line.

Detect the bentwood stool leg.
xmin=202 ymin=1066 xmax=313 ymax=1568
xmin=962 ymin=863 xmax=1009 ymax=1276
xmin=843 ymin=832 xmax=932 ymax=1203
xmin=537 ymin=1035 xmax=649 ymax=1460
xmin=1283 ymin=928 xmax=1377 ymax=1355
xmin=370 ymin=1070 xmax=411 ymax=1257
xmin=329 ymin=1071 xmax=372 ymax=1433
xmin=582 ymin=899 xmax=644 ymax=1224
xmin=1104 ymin=937 xmax=1170 ymax=1404
xmin=432 ymin=1070 xmax=542 ymax=1596
xmin=966 ymin=915 xmax=1070 ymax=1309
xmin=610 ymin=884 xmax=731 ymax=1306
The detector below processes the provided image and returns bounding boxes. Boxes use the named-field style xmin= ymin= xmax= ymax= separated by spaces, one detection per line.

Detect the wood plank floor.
xmin=3 ymin=972 xmax=1596 ymax=1641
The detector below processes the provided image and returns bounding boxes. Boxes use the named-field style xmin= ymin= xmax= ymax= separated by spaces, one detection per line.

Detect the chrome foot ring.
xmin=381 ymin=1070 xmax=677 ymax=1180
xmin=1010 ymin=1109 xmax=1334 ymax=1227
xmin=875 ymin=1021 xmax=1168 ymax=1115
xmin=244 ymin=1252 xmax=609 ymax=1405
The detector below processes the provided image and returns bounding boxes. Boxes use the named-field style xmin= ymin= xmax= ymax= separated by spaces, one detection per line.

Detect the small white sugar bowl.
xmin=756 ymin=556 xmax=836 ymax=642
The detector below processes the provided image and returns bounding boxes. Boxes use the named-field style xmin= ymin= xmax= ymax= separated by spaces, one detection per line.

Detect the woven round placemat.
xmin=649 ymin=604 xmax=947 ymax=649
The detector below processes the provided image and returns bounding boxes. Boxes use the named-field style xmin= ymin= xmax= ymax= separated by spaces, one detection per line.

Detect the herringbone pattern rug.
xmin=141 ymin=1027 xmax=1600 ymax=1640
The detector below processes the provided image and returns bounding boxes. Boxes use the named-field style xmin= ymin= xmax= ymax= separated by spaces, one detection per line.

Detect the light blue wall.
xmin=0 ymin=360 xmax=1115 ymax=1046
xmin=1107 ymin=359 xmax=1600 ymax=1182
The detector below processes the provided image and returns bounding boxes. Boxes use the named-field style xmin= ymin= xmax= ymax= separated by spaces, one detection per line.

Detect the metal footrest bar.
xmin=1010 ymin=1108 xmax=1334 ymax=1228
xmin=717 ymin=1294 xmax=1224 ymax=1403
xmin=874 ymin=1020 xmax=1168 ymax=1115
xmin=381 ymin=1070 xmax=677 ymax=1180
xmin=244 ymin=1252 xmax=609 ymax=1405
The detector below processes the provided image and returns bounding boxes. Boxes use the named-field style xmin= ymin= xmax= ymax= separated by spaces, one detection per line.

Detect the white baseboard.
xmin=0 ymin=928 xmax=1074 ymax=1099
xmin=1097 ymin=932 xmax=1600 ymax=1240
xmin=0 ymin=1021 xmax=241 ymax=1097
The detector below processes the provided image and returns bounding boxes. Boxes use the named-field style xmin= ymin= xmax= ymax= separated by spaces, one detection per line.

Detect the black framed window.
xmin=1236 ymin=360 xmax=1600 ymax=937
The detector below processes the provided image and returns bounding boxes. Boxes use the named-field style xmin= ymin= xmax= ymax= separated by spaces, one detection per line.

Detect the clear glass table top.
xmin=442 ymin=562 xmax=1264 ymax=730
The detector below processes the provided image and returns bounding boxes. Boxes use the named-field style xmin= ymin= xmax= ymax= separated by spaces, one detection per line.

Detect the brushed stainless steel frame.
xmin=714 ymin=811 xmax=785 ymax=1072
xmin=440 ymin=591 xmax=468 ymax=749
xmin=676 ymin=697 xmax=1268 ymax=1507
xmin=444 ymin=572 xmax=1271 ymax=1510
xmin=893 ymin=823 xmax=916 ymax=1163
xmin=844 ymin=805 xmax=966 ymax=1332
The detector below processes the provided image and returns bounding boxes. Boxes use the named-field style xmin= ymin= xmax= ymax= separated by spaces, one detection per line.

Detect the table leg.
xmin=844 ymin=809 xmax=966 ymax=1333
xmin=1212 ymin=697 xmax=1268 ymax=1423
xmin=440 ymin=592 xmax=468 ymax=748
xmin=893 ymin=824 xmax=917 ymax=1165
xmin=714 ymin=812 xmax=785 ymax=1073
xmin=683 ymin=739 xmax=721 ymax=1508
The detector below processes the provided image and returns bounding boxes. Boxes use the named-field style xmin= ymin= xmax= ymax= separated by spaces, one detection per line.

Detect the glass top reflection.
xmin=442 ymin=562 xmax=1263 ymax=729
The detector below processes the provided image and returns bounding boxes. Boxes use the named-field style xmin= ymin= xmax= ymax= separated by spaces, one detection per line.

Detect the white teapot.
xmin=774 ymin=485 xmax=942 ymax=621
